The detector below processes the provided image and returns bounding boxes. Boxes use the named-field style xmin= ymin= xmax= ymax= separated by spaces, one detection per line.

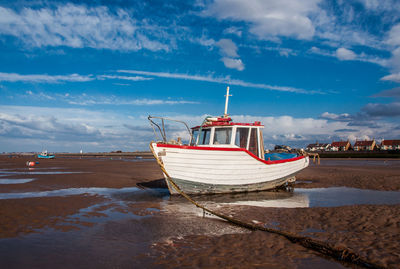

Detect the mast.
xmin=224 ymin=86 xmax=232 ymax=118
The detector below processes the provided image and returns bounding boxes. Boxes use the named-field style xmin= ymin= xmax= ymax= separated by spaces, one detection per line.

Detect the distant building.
xmin=274 ymin=145 xmax=292 ymax=151
xmin=330 ymin=141 xmax=351 ymax=151
xmin=353 ymin=139 xmax=376 ymax=151
xmin=381 ymin=140 xmax=400 ymax=150
xmin=306 ymin=142 xmax=330 ymax=152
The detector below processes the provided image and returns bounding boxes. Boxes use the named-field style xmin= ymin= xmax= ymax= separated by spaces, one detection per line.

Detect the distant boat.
xmin=149 ymin=87 xmax=309 ymax=195
xmin=37 ymin=150 xmax=55 ymax=159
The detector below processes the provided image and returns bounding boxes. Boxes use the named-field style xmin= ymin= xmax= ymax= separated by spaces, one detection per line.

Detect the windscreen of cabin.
xmin=248 ymin=128 xmax=259 ymax=156
xmin=198 ymin=129 xmax=211 ymax=145
xmin=235 ymin=127 xmax=249 ymax=148
xmin=213 ymin=128 xmax=232 ymax=144
xmin=191 ymin=129 xmax=198 ymax=145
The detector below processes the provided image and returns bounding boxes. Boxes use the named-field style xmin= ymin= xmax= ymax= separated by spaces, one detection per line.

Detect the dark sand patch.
xmin=0 ymin=194 xmax=106 ymax=238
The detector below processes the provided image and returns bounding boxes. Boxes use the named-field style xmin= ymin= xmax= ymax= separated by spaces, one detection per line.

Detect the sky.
xmin=0 ymin=0 xmax=400 ymax=152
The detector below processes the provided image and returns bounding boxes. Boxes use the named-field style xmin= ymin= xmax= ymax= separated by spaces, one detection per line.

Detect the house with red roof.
xmin=353 ymin=139 xmax=376 ymax=151
xmin=330 ymin=140 xmax=351 ymax=151
xmin=380 ymin=140 xmax=400 ymax=150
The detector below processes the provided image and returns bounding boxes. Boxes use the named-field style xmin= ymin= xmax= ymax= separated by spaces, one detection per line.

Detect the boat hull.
xmin=151 ymin=143 xmax=309 ymax=195
xmin=37 ymin=155 xmax=55 ymax=159
xmin=166 ymin=174 xmax=296 ymax=195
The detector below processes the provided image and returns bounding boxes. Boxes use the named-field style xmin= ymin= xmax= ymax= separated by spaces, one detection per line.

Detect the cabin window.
xmin=248 ymin=128 xmax=259 ymax=156
xmin=213 ymin=128 xmax=232 ymax=145
xmin=190 ymin=129 xmax=198 ymax=145
xmin=198 ymin=129 xmax=211 ymax=145
xmin=235 ymin=127 xmax=249 ymax=148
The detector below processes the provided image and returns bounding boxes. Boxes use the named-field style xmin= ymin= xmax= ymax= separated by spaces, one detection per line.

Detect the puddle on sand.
xmin=187 ymin=187 xmax=400 ymax=209
xmin=217 ymin=192 xmax=310 ymax=208
xmin=0 ymin=186 xmax=142 ymax=199
xmin=1 ymin=185 xmax=400 ymax=208
xmin=0 ymin=167 xmax=65 ymax=170
xmin=296 ymin=180 xmax=313 ymax=184
xmin=0 ymin=178 xmax=36 ymax=184
xmin=77 ymin=157 xmax=154 ymax=162
xmin=296 ymin=187 xmax=400 ymax=207
xmin=0 ymin=170 xmax=86 ymax=175
xmin=121 ymin=158 xmax=154 ymax=162
xmin=64 ymin=200 xmax=154 ymax=230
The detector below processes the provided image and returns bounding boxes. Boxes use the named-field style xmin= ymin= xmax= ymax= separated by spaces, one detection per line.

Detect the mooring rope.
xmin=149 ymin=142 xmax=387 ymax=269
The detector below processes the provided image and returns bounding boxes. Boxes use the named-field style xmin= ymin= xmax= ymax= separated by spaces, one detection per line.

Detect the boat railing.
xmin=148 ymin=115 xmax=192 ymax=144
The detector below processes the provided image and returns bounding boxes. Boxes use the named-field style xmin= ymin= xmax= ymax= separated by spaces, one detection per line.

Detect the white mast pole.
xmin=224 ymin=86 xmax=231 ymax=118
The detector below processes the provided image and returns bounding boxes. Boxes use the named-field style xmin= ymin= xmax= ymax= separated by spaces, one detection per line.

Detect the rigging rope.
xmin=149 ymin=142 xmax=387 ymax=269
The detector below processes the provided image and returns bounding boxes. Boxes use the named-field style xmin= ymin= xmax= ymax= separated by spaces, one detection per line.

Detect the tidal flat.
xmin=0 ymin=156 xmax=399 ymax=268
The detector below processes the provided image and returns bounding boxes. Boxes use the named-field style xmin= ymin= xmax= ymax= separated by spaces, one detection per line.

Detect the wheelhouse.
xmin=190 ymin=117 xmax=265 ymax=160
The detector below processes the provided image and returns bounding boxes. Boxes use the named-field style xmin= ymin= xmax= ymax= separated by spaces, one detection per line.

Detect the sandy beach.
xmin=0 ymin=155 xmax=399 ymax=268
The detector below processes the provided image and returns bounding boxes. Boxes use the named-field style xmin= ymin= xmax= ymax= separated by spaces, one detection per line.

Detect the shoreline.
xmin=2 ymin=150 xmax=400 ymax=159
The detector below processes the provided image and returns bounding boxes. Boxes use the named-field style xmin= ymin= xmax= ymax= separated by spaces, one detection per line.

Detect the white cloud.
xmin=17 ymin=91 xmax=199 ymax=106
xmin=0 ymin=72 xmax=94 ymax=83
xmin=336 ymin=47 xmax=356 ymax=61
xmin=223 ymin=26 xmax=242 ymax=37
xmin=358 ymin=0 xmax=380 ymax=10
xmin=0 ymin=5 xmax=172 ymax=51
xmin=381 ymin=72 xmax=400 ymax=83
xmin=279 ymin=51 xmax=288 ymax=57
xmin=386 ymin=24 xmax=400 ymax=47
xmin=202 ymin=0 xmax=320 ymax=40
xmin=0 ymin=108 xmax=103 ymax=148
xmin=216 ymin=39 xmax=245 ymax=71
xmin=68 ymin=97 xmax=199 ymax=106
xmin=0 ymin=72 xmax=154 ymax=84
xmin=97 ymin=75 xmax=153 ymax=81
xmin=216 ymin=39 xmax=239 ymax=58
xmin=357 ymin=0 xmax=400 ymax=13
xmin=320 ymin=112 xmax=351 ymax=121
xmin=0 ymin=105 xmax=152 ymax=152
xmin=309 ymin=46 xmax=332 ymax=57
xmin=392 ymin=47 xmax=400 ymax=72
xmin=309 ymin=46 xmax=388 ymax=66
xmin=221 ymin=57 xmax=244 ymax=71
xmin=258 ymin=46 xmax=298 ymax=58
xmin=117 ymin=69 xmax=320 ymax=94
xmin=190 ymin=35 xmax=216 ymax=48
xmin=203 ymin=0 xmax=389 ymax=53
xmin=384 ymin=25 xmax=400 ymax=76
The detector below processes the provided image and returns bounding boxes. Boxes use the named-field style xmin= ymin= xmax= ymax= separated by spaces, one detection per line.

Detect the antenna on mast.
xmin=224 ymin=86 xmax=232 ymax=118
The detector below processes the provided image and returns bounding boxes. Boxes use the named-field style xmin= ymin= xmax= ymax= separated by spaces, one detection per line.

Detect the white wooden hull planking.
xmin=151 ymin=143 xmax=309 ymax=194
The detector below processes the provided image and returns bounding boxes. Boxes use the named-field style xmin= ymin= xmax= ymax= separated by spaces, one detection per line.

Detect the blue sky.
xmin=0 ymin=0 xmax=400 ymax=152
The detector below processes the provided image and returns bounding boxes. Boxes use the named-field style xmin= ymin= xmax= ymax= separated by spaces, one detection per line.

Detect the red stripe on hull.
xmin=155 ymin=143 xmax=305 ymax=165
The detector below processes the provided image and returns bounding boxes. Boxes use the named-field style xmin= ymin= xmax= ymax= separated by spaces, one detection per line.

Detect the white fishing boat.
xmin=149 ymin=87 xmax=309 ymax=195
xmin=37 ymin=150 xmax=55 ymax=159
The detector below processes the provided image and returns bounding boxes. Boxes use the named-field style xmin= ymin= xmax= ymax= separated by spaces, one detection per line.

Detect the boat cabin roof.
xmin=191 ymin=117 xmax=263 ymax=129
xmin=190 ymin=116 xmax=265 ymax=160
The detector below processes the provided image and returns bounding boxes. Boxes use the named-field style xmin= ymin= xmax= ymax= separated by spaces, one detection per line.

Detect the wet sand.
xmin=296 ymin=158 xmax=400 ymax=191
xmin=0 ymin=156 xmax=399 ymax=268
